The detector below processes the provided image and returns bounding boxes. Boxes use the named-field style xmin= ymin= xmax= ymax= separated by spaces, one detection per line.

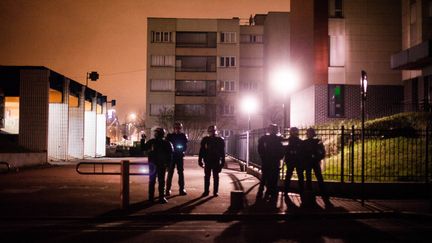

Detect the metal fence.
xmin=226 ymin=126 xmax=431 ymax=183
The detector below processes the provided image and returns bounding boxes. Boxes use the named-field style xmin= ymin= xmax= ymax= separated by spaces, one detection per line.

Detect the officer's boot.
xmin=202 ymin=178 xmax=210 ymax=197
xmin=148 ymin=187 xmax=155 ymax=203
xmin=213 ymin=176 xmax=219 ymax=197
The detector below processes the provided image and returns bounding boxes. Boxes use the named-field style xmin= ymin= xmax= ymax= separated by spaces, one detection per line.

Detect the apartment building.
xmin=290 ymin=0 xmax=404 ymax=126
xmin=146 ymin=13 xmax=291 ymax=135
xmin=147 ymin=0 xmax=408 ymax=133
xmin=391 ymin=0 xmax=432 ymax=112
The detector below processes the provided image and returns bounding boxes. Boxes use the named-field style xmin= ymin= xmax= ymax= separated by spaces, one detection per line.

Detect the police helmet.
xmin=207 ymin=125 xmax=217 ymax=134
xmin=154 ymin=127 xmax=165 ymax=139
xmin=268 ymin=124 xmax=279 ymax=135
xmin=306 ymin=127 xmax=316 ymax=138
xmin=290 ymin=127 xmax=299 ymax=136
xmin=173 ymin=122 xmax=183 ymax=130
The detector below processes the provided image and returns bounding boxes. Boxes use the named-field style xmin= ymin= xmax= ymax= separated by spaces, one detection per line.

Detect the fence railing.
xmin=226 ymin=126 xmax=431 ymax=183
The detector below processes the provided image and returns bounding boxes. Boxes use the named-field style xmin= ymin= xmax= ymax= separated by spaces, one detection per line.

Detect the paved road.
xmin=0 ymin=156 xmax=431 ymax=242
xmin=1 ymin=217 xmax=431 ymax=242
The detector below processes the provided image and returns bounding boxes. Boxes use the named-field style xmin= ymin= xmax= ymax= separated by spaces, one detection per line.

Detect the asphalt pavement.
xmin=0 ymin=156 xmax=431 ymax=242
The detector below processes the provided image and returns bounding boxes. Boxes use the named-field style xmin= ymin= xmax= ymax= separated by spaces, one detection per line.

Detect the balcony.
xmin=174 ymin=104 xmax=216 ymax=121
xmin=175 ymin=80 xmax=216 ymax=97
xmin=175 ymin=56 xmax=216 ymax=72
xmin=176 ymin=32 xmax=217 ymax=48
xmin=391 ymin=40 xmax=432 ymax=70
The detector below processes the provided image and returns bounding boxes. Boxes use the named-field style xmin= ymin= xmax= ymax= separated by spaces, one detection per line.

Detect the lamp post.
xmin=270 ymin=67 xmax=299 ymax=135
xmin=360 ymin=70 xmax=368 ymax=206
xmin=240 ymin=96 xmax=258 ymax=170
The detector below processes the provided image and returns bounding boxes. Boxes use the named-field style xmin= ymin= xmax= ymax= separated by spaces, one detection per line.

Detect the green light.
xmin=334 ymin=86 xmax=341 ymax=97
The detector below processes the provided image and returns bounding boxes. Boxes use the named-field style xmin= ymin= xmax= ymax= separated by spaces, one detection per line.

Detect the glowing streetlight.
xmin=129 ymin=113 xmax=137 ymax=121
xmin=240 ymin=95 xmax=259 ymax=130
xmin=240 ymin=95 xmax=259 ymax=171
xmin=360 ymin=70 xmax=368 ymax=206
xmin=270 ymin=67 xmax=300 ymax=130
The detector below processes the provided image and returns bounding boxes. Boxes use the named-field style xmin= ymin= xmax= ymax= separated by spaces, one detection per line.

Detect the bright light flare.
xmin=107 ymin=109 xmax=115 ymax=119
xmin=270 ymin=67 xmax=300 ymax=95
xmin=240 ymin=96 xmax=259 ymax=115
xmin=129 ymin=113 xmax=137 ymax=121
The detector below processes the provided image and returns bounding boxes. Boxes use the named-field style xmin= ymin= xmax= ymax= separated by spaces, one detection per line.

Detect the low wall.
xmin=0 ymin=152 xmax=47 ymax=168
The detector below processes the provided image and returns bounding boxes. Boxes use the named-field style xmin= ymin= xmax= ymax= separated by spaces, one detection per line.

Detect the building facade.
xmin=146 ymin=13 xmax=291 ymax=135
xmin=0 ymin=66 xmax=107 ymax=164
xmin=147 ymin=0 xmax=409 ymax=133
xmin=290 ymin=0 xmax=404 ymax=127
xmin=391 ymin=0 xmax=432 ymax=112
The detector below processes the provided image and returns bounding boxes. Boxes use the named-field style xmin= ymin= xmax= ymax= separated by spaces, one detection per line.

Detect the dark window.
xmin=176 ymin=32 xmax=216 ymax=48
xmin=175 ymin=56 xmax=216 ymax=72
xmin=329 ymin=0 xmax=344 ymax=18
xmin=328 ymin=84 xmax=345 ymax=117
xmin=175 ymin=80 xmax=216 ymax=96
xmin=175 ymin=104 xmax=216 ymax=121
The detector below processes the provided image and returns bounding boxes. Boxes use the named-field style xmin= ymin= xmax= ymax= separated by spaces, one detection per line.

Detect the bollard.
xmin=120 ymin=160 xmax=130 ymax=209
xmin=230 ymin=190 xmax=244 ymax=210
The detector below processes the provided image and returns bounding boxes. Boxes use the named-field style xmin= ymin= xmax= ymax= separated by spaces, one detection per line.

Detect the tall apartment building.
xmin=391 ymin=0 xmax=432 ymax=112
xmin=146 ymin=13 xmax=290 ymax=135
xmin=147 ymin=0 xmax=408 ymax=133
xmin=290 ymin=0 xmax=404 ymax=126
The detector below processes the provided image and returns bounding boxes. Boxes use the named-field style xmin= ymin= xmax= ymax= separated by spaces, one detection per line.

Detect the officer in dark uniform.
xmin=198 ymin=125 xmax=225 ymax=197
xmin=303 ymin=127 xmax=332 ymax=207
xmin=257 ymin=124 xmax=285 ymax=202
xmin=142 ymin=127 xmax=173 ymax=204
xmin=166 ymin=122 xmax=188 ymax=196
xmin=283 ymin=127 xmax=304 ymax=196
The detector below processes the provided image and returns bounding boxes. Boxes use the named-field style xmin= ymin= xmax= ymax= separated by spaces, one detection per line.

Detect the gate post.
xmin=341 ymin=126 xmax=345 ymax=183
xmin=121 ymin=160 xmax=130 ymax=209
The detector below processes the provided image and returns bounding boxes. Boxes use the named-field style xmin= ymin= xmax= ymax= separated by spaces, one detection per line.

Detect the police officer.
xmin=142 ymin=127 xmax=173 ymax=204
xmin=257 ymin=124 xmax=285 ymax=202
xmin=166 ymin=122 xmax=188 ymax=196
xmin=198 ymin=125 xmax=225 ymax=197
xmin=303 ymin=127 xmax=332 ymax=207
xmin=283 ymin=127 xmax=304 ymax=196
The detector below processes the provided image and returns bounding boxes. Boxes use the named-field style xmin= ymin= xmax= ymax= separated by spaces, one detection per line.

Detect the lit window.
xmin=2 ymin=97 xmax=19 ymax=134
xmin=49 ymin=89 xmax=63 ymax=103
xmin=96 ymin=104 xmax=103 ymax=114
xmin=85 ymin=100 xmax=92 ymax=111
xmin=69 ymin=95 xmax=79 ymax=107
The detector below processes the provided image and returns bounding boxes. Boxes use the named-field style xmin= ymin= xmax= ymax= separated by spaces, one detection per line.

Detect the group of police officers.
xmin=141 ymin=122 xmax=330 ymax=208
xmin=257 ymin=124 xmax=332 ymax=208
xmin=141 ymin=123 xmax=225 ymax=204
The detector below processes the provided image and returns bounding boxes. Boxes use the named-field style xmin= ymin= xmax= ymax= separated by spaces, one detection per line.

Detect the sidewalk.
xmin=0 ymin=156 xmax=430 ymax=220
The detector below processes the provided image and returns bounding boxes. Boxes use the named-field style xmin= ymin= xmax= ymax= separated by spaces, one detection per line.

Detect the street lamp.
xmin=127 ymin=113 xmax=137 ymax=144
xmin=270 ymin=67 xmax=299 ymax=133
xmin=360 ymin=70 xmax=368 ymax=205
xmin=240 ymin=95 xmax=259 ymax=171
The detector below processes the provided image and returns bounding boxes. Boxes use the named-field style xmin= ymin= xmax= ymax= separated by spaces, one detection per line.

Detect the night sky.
xmin=0 ymin=0 xmax=290 ymax=122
